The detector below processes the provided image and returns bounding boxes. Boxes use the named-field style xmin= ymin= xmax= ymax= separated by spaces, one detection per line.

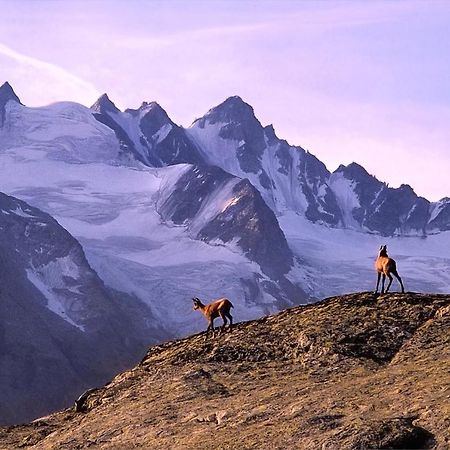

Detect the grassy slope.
xmin=1 ymin=292 xmax=449 ymax=449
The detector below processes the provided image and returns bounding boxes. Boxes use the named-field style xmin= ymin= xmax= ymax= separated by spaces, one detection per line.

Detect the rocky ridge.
xmin=89 ymin=90 xmax=450 ymax=236
xmin=1 ymin=292 xmax=448 ymax=449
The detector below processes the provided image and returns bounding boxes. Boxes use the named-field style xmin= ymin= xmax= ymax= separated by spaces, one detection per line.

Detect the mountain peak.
xmin=139 ymin=101 xmax=166 ymax=114
xmin=0 ymin=81 xmax=22 ymax=125
xmin=264 ymin=124 xmax=278 ymax=142
xmin=91 ymin=93 xmax=120 ymax=114
xmin=124 ymin=101 xmax=171 ymax=121
xmin=0 ymin=81 xmax=21 ymax=106
xmin=215 ymin=95 xmax=254 ymax=116
xmin=193 ymin=95 xmax=257 ymax=127
xmin=223 ymin=94 xmax=246 ymax=105
xmin=334 ymin=162 xmax=372 ymax=180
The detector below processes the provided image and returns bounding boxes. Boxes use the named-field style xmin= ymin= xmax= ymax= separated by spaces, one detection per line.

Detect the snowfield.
xmin=280 ymin=212 xmax=450 ymax=297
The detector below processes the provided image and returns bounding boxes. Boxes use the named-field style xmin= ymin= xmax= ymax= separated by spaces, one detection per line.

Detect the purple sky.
xmin=1 ymin=0 xmax=449 ymax=201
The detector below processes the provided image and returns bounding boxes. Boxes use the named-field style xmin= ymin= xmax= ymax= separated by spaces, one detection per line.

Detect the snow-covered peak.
xmin=0 ymin=100 xmax=122 ymax=164
xmin=91 ymin=93 xmax=120 ymax=114
xmin=427 ymin=197 xmax=450 ymax=232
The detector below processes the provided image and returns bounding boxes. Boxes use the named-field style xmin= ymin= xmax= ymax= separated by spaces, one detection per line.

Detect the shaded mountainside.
xmin=0 ymin=192 xmax=166 ymax=426
xmin=157 ymin=164 xmax=306 ymax=304
xmin=91 ymin=94 xmax=203 ymax=167
xmin=2 ymin=292 xmax=449 ymax=449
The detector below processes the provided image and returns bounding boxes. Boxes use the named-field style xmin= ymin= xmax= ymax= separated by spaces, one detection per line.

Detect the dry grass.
xmin=1 ymin=292 xmax=449 ymax=449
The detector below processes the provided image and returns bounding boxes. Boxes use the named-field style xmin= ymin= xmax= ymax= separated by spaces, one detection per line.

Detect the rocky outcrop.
xmin=91 ymin=95 xmax=204 ymax=167
xmin=0 ymin=81 xmax=21 ymax=125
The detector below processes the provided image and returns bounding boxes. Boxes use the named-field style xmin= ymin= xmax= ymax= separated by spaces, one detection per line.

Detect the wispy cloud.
xmin=0 ymin=42 xmax=99 ymax=104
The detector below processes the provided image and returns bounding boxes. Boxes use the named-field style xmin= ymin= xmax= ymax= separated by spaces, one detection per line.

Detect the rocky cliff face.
xmin=428 ymin=198 xmax=450 ymax=233
xmin=0 ymin=192 xmax=165 ymax=425
xmin=2 ymin=292 xmax=448 ymax=449
xmin=91 ymin=94 xmax=203 ymax=167
xmin=0 ymin=81 xmax=21 ymax=125
xmin=330 ymin=163 xmax=431 ymax=235
xmin=188 ymin=96 xmax=343 ymax=225
xmin=157 ymin=164 xmax=307 ymax=306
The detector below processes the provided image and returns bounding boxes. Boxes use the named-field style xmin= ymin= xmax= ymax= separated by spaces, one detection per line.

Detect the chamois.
xmin=374 ymin=245 xmax=405 ymax=294
xmin=192 ymin=297 xmax=234 ymax=339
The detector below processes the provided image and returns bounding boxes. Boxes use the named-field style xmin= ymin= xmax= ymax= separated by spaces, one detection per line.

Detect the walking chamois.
xmin=192 ymin=297 xmax=234 ymax=339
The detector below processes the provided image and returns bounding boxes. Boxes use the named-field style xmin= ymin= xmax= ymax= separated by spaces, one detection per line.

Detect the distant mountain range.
xmin=0 ymin=81 xmax=449 ymax=424
xmin=92 ymin=90 xmax=449 ymax=236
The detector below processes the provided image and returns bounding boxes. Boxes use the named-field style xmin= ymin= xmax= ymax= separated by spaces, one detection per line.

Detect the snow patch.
xmin=26 ymin=259 xmax=85 ymax=331
xmin=328 ymin=172 xmax=361 ymax=229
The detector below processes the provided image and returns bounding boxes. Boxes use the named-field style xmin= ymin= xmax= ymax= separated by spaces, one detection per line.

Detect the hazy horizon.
xmin=1 ymin=0 xmax=449 ymax=201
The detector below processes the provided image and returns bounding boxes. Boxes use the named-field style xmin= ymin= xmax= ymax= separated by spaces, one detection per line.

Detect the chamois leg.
xmin=205 ymin=318 xmax=215 ymax=341
xmin=381 ymin=274 xmax=386 ymax=294
xmin=393 ymin=270 xmax=405 ymax=293
xmin=375 ymin=272 xmax=381 ymax=294
xmin=219 ymin=311 xmax=228 ymax=334
xmin=385 ymin=273 xmax=393 ymax=293
xmin=226 ymin=312 xmax=233 ymax=332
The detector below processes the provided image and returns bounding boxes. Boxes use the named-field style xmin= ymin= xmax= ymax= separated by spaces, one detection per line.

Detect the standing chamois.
xmin=192 ymin=297 xmax=234 ymax=339
xmin=374 ymin=245 xmax=405 ymax=294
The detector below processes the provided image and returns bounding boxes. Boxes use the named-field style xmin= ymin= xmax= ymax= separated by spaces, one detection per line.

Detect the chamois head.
xmin=192 ymin=297 xmax=202 ymax=310
xmin=379 ymin=245 xmax=388 ymax=257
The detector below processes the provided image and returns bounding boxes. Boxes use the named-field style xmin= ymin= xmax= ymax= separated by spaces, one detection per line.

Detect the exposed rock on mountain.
xmin=1 ymin=292 xmax=448 ymax=449
xmin=0 ymin=192 xmax=165 ymax=425
xmin=91 ymin=95 xmax=203 ymax=166
xmin=331 ymin=163 xmax=431 ymax=235
xmin=0 ymin=81 xmax=21 ymax=125
xmin=188 ymin=96 xmax=343 ymax=225
xmin=187 ymin=96 xmax=449 ymax=236
xmin=427 ymin=198 xmax=450 ymax=233
xmin=157 ymin=165 xmax=294 ymax=278
xmin=157 ymin=164 xmax=307 ymax=305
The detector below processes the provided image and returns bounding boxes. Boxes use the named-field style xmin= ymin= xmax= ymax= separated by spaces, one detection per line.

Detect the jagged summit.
xmin=0 ymin=81 xmax=21 ymax=105
xmin=0 ymin=81 xmax=21 ymax=125
xmin=192 ymin=95 xmax=258 ymax=127
xmin=1 ymin=292 xmax=448 ymax=448
xmin=91 ymin=93 xmax=120 ymax=114
xmin=398 ymin=183 xmax=416 ymax=194
xmin=125 ymin=100 xmax=171 ymax=123
xmin=334 ymin=162 xmax=371 ymax=179
xmin=263 ymin=123 xmax=278 ymax=141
